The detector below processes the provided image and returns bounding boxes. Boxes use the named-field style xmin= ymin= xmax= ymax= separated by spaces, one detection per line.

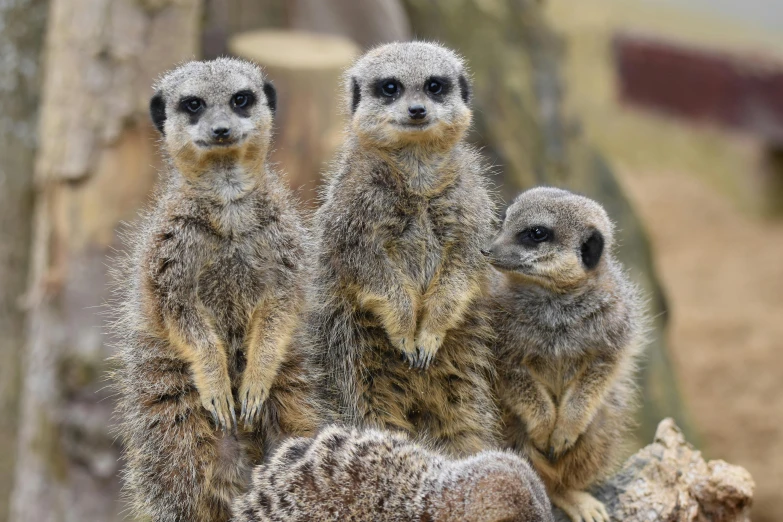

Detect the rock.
xmin=556 ymin=419 xmax=754 ymax=521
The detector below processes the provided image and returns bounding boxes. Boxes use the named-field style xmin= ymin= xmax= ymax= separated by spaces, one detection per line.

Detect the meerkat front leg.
xmin=551 ymin=489 xmax=610 ymax=522
xmin=356 ymin=278 xmax=419 ymax=364
xmin=549 ymin=353 xmax=619 ymax=459
xmin=414 ymin=246 xmax=482 ymax=369
xmin=165 ymin=307 xmax=236 ymax=432
xmin=239 ymin=289 xmax=301 ymax=428
xmin=500 ymin=362 xmax=557 ymax=451
xmin=154 ymin=233 xmax=235 ymax=431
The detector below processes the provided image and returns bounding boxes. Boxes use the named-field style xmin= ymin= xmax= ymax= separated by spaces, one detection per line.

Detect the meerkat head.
xmin=345 ymin=41 xmax=472 ymax=151
xmin=485 ymin=187 xmax=614 ymax=292
xmin=149 ymin=58 xmax=276 ymax=173
xmin=431 ymin=451 xmax=553 ymax=522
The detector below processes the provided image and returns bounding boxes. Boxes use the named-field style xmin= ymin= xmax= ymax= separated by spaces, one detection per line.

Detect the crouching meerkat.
xmin=110 ymin=58 xmax=324 ymax=522
xmin=232 ymin=425 xmax=554 ymax=522
xmin=306 ymin=41 xmax=500 ymax=455
xmin=485 ymin=187 xmax=645 ymax=522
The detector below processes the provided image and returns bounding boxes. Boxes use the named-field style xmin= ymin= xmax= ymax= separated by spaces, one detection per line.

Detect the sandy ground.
xmin=617 ymin=169 xmax=783 ymax=522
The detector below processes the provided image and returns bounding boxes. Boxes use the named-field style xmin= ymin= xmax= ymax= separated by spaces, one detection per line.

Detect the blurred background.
xmin=0 ymin=0 xmax=781 ymax=520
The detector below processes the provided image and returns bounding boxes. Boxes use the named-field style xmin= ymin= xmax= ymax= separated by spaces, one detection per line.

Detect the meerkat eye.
xmin=233 ymin=94 xmax=248 ymax=107
xmin=519 ymin=226 xmax=553 ymax=245
xmin=380 ymin=79 xmax=400 ymax=97
xmin=231 ymin=91 xmax=255 ymax=109
xmin=530 ymin=227 xmax=550 ymax=241
xmin=181 ymin=97 xmax=204 ymax=114
xmin=426 ymin=79 xmax=443 ymax=95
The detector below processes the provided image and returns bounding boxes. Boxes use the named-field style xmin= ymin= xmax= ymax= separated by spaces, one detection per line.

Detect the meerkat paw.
xmin=238 ymin=378 xmax=270 ymax=429
xmin=200 ymin=379 xmax=236 ymax=432
xmin=392 ymin=335 xmax=418 ymax=367
xmin=551 ymin=490 xmax=610 ymax=522
xmin=412 ymin=329 xmax=444 ymax=370
xmin=549 ymin=425 xmax=579 ymax=461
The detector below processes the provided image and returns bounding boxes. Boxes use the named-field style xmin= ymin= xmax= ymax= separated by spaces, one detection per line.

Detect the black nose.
xmin=212 ymin=126 xmax=231 ymax=139
xmin=480 ymin=249 xmax=491 ymax=257
xmin=408 ymin=104 xmax=427 ymax=120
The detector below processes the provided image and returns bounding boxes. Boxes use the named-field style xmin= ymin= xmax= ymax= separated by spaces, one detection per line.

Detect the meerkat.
xmin=232 ymin=425 xmax=554 ymax=522
xmin=110 ymin=58 xmax=324 ymax=522
xmin=484 ymin=187 xmax=645 ymax=522
xmin=305 ymin=41 xmax=500 ymax=456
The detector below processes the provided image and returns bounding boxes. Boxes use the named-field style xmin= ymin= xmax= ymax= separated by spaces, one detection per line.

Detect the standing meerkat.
xmin=485 ymin=187 xmax=645 ymax=522
xmin=307 ymin=41 xmax=500 ymax=456
xmin=232 ymin=425 xmax=554 ymax=522
xmin=110 ymin=58 xmax=324 ymax=522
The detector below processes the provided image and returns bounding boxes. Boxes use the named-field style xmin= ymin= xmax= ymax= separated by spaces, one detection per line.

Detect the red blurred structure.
xmin=613 ymin=32 xmax=783 ymax=145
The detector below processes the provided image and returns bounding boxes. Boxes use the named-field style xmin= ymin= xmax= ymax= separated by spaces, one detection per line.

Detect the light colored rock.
xmin=574 ymin=418 xmax=755 ymax=522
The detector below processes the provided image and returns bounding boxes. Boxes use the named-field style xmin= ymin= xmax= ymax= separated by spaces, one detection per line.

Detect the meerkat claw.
xmin=230 ymin=399 xmax=237 ymax=431
xmin=547 ymin=446 xmax=557 ymax=463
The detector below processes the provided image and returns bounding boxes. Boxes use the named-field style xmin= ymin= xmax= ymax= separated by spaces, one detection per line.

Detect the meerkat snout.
xmin=487 ymin=187 xmax=614 ymax=290
xmin=408 ymin=103 xmax=427 ymax=120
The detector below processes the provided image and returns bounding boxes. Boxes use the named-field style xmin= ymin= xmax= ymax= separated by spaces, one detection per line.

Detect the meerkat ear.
xmin=351 ymin=77 xmax=361 ymax=113
xmin=149 ymin=92 xmax=166 ymax=135
xmin=458 ymin=74 xmax=471 ymax=104
xmin=580 ymin=230 xmax=604 ymax=270
xmin=263 ymin=82 xmax=277 ymax=114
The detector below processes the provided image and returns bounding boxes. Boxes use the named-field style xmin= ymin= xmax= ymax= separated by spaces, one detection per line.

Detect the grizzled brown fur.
xmin=110 ymin=58 xmax=324 ymax=522
xmin=304 ymin=42 xmax=500 ymax=456
xmin=486 ymin=187 xmax=646 ymax=522
xmin=232 ymin=425 xmax=554 ymax=522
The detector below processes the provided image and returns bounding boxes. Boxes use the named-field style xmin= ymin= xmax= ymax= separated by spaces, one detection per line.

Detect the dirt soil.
xmin=617 ymin=169 xmax=783 ymax=522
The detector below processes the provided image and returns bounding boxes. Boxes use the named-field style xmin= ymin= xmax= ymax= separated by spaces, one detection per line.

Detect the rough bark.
xmin=10 ymin=1 xmax=202 ymax=521
xmin=402 ymin=0 xmax=692 ymax=446
xmin=229 ymin=30 xmax=359 ymax=206
xmin=0 ymin=1 xmax=48 ymax=520
xmin=553 ymin=419 xmax=755 ymax=522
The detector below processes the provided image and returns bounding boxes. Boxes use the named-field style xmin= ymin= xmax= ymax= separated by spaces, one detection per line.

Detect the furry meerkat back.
xmin=232 ymin=425 xmax=555 ymax=522
xmin=303 ymin=41 xmax=502 ymax=457
xmin=485 ymin=187 xmax=646 ymax=522
xmin=109 ymin=58 xmax=325 ymax=522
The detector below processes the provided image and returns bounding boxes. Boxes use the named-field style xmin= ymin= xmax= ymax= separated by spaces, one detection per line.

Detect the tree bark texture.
xmin=402 ymin=0 xmax=693 ymax=446
xmin=0 ymin=1 xmax=49 ymax=521
xmin=10 ymin=1 xmax=202 ymax=521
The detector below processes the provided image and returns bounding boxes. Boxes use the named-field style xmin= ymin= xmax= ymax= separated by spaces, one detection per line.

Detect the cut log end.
xmin=228 ymin=30 xmax=359 ymax=71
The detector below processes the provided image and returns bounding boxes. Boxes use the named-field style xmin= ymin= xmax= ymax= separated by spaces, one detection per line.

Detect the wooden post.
xmin=0 ymin=2 xmax=48 ymax=520
xmin=10 ymin=1 xmax=202 ymax=520
xmin=229 ymin=30 xmax=359 ymax=206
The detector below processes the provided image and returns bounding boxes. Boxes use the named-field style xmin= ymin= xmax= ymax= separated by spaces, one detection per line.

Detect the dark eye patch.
xmin=177 ymin=96 xmax=206 ymax=124
xmin=424 ymin=76 xmax=452 ymax=102
xmin=231 ymin=89 xmax=257 ymax=117
xmin=518 ymin=226 xmax=553 ymax=246
xmin=373 ymin=77 xmax=403 ymax=103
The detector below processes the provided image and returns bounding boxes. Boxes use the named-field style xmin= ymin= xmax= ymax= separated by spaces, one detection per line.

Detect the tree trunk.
xmin=0 ymin=2 xmax=49 ymax=521
xmin=10 ymin=1 xmax=202 ymax=521
xmin=289 ymin=0 xmax=410 ymax=49
xmin=229 ymin=30 xmax=359 ymax=206
xmin=402 ymin=0 xmax=693 ymax=446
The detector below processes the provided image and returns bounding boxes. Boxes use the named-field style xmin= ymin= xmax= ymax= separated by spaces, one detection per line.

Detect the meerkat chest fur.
xmin=166 ymin=172 xmax=287 ymax=353
xmin=371 ymin=147 xmax=475 ymax=293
